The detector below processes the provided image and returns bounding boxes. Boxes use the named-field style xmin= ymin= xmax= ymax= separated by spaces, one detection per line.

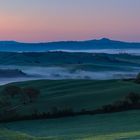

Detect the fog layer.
xmin=0 ymin=65 xmax=139 ymax=85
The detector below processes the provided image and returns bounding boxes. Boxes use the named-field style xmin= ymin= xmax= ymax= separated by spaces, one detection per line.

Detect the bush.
xmin=124 ymin=92 xmax=140 ymax=104
xmin=23 ymin=87 xmax=40 ymax=103
xmin=2 ymin=85 xmax=22 ymax=98
xmin=0 ymin=85 xmax=40 ymax=121
xmin=136 ymin=73 xmax=140 ymax=83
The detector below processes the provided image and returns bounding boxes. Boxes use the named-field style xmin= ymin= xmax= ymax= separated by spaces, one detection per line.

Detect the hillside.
xmin=1 ymin=79 xmax=140 ymax=117
xmin=0 ymin=52 xmax=140 ymax=68
xmin=1 ymin=110 xmax=140 ymax=140
xmin=0 ymin=79 xmax=140 ymax=139
xmin=0 ymin=52 xmax=140 ymax=85
xmin=0 ymin=38 xmax=140 ymax=52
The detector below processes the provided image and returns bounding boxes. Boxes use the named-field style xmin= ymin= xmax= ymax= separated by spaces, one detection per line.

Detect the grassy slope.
xmin=1 ymin=79 xmax=140 ymax=139
xmin=1 ymin=111 xmax=140 ymax=140
xmin=0 ymin=52 xmax=140 ymax=68
xmin=3 ymin=79 xmax=140 ymax=115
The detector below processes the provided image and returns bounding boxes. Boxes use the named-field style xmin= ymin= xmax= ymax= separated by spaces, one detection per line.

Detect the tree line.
xmin=1 ymin=91 xmax=140 ymax=122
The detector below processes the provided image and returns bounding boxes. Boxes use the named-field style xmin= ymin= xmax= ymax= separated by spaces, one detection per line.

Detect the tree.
xmin=23 ymin=87 xmax=40 ymax=103
xmin=0 ymin=85 xmax=40 ymax=121
xmin=2 ymin=85 xmax=22 ymax=98
xmin=136 ymin=73 xmax=140 ymax=83
xmin=124 ymin=92 xmax=140 ymax=105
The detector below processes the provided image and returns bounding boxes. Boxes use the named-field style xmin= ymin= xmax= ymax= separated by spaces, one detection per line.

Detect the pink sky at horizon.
xmin=0 ymin=0 xmax=140 ymax=43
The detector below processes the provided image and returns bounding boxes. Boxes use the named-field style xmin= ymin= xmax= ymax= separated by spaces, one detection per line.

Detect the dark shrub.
xmin=135 ymin=73 xmax=140 ymax=83
xmin=23 ymin=87 xmax=40 ymax=103
xmin=124 ymin=92 xmax=140 ymax=104
xmin=2 ymin=85 xmax=22 ymax=98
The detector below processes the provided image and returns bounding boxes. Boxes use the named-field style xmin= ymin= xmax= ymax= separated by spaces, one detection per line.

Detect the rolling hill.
xmin=0 ymin=47 xmax=140 ymax=140
xmin=1 ymin=79 xmax=140 ymax=116
xmin=0 ymin=52 xmax=140 ymax=68
xmin=0 ymin=79 xmax=140 ymax=139
xmin=0 ymin=38 xmax=140 ymax=52
xmin=1 ymin=110 xmax=140 ymax=140
xmin=0 ymin=52 xmax=140 ymax=85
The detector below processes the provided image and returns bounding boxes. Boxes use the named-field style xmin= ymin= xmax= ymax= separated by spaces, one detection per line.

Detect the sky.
xmin=0 ymin=0 xmax=140 ymax=42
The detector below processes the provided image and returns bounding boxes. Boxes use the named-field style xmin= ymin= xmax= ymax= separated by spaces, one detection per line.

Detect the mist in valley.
xmin=50 ymin=49 xmax=140 ymax=55
xmin=0 ymin=65 xmax=139 ymax=85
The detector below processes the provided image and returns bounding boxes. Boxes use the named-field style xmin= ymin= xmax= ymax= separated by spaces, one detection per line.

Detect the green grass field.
xmin=0 ymin=79 xmax=140 ymax=140
xmin=2 ymin=79 xmax=140 ymax=115
xmin=1 ymin=111 xmax=140 ymax=140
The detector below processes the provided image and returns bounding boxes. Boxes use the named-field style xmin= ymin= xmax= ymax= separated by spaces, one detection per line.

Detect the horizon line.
xmin=0 ymin=37 xmax=140 ymax=44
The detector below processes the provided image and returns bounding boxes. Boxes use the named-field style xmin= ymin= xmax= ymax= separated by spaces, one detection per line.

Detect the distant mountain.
xmin=0 ymin=38 xmax=140 ymax=52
